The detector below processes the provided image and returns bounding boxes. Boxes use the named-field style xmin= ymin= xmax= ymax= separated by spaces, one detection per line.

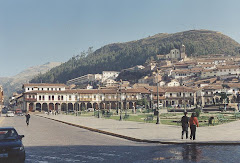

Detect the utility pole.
xmin=156 ymin=70 xmax=160 ymax=124
xmin=119 ymin=80 xmax=122 ymax=121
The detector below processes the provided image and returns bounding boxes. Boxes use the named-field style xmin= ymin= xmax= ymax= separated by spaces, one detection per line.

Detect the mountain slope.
xmin=30 ymin=30 xmax=240 ymax=84
xmin=0 ymin=62 xmax=61 ymax=103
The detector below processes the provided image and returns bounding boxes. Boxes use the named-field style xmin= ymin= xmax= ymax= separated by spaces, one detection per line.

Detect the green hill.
xmin=30 ymin=29 xmax=240 ymax=84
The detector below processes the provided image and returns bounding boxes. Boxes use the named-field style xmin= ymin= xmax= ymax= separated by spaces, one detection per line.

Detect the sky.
xmin=0 ymin=0 xmax=240 ymax=77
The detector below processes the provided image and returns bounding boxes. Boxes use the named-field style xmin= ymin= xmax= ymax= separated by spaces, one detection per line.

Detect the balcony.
xmin=25 ymin=98 xmax=37 ymax=102
xmin=79 ymin=98 xmax=93 ymax=102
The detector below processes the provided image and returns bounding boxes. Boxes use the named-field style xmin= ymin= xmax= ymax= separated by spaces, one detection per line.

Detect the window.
xmin=58 ymin=96 xmax=60 ymax=100
xmin=32 ymin=88 xmax=33 ymax=90
xmin=47 ymin=88 xmax=49 ymax=91
xmin=43 ymin=96 xmax=45 ymax=100
xmin=51 ymin=88 xmax=54 ymax=91
xmin=49 ymin=96 xmax=51 ymax=100
xmin=39 ymin=96 xmax=42 ymax=100
xmin=42 ymin=88 xmax=44 ymax=90
xmin=52 ymin=95 xmax=54 ymax=100
xmin=61 ymin=96 xmax=63 ymax=100
xmin=170 ymin=93 xmax=172 ymax=97
xmin=59 ymin=88 xmax=61 ymax=91
xmin=69 ymin=95 xmax=72 ymax=100
xmin=28 ymin=88 xmax=30 ymax=90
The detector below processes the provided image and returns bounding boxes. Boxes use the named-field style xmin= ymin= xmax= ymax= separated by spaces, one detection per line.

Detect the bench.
xmin=144 ymin=115 xmax=154 ymax=123
xmin=208 ymin=117 xmax=215 ymax=126
xmin=123 ymin=114 xmax=130 ymax=119
xmin=94 ymin=111 xmax=101 ymax=117
xmin=103 ymin=112 xmax=113 ymax=118
xmin=217 ymin=115 xmax=228 ymax=123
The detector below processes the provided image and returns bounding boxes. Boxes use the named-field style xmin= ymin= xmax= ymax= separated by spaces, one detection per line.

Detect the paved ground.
xmin=37 ymin=113 xmax=240 ymax=144
xmin=2 ymin=114 xmax=240 ymax=162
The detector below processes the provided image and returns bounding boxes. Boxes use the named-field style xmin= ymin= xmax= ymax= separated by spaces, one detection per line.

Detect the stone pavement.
xmin=0 ymin=116 xmax=5 ymax=125
xmin=36 ymin=113 xmax=240 ymax=144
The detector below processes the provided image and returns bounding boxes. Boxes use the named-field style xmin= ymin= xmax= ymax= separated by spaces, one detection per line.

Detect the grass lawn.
xmin=68 ymin=110 xmax=240 ymax=127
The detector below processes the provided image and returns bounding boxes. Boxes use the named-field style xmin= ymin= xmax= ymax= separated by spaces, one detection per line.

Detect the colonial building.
xmin=200 ymin=65 xmax=240 ymax=78
xmin=164 ymin=86 xmax=196 ymax=108
xmin=11 ymin=83 xmax=202 ymax=112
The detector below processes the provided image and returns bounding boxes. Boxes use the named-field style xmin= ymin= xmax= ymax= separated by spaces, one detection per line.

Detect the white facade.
xmin=201 ymin=66 xmax=240 ymax=78
xmin=23 ymin=84 xmax=66 ymax=92
xmin=66 ymin=74 xmax=95 ymax=85
xmin=102 ymin=71 xmax=120 ymax=82
xmin=167 ymin=80 xmax=180 ymax=87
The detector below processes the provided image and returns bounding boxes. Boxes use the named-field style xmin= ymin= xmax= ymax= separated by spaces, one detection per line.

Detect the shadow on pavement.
xmin=21 ymin=144 xmax=240 ymax=163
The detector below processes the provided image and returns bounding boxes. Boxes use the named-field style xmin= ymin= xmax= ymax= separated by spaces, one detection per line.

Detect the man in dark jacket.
xmin=25 ymin=113 xmax=30 ymax=126
xmin=181 ymin=112 xmax=189 ymax=139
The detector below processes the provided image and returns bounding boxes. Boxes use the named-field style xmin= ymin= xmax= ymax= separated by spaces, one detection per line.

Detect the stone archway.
xmin=61 ymin=103 xmax=67 ymax=112
xmin=68 ymin=103 xmax=73 ymax=112
xmin=49 ymin=103 xmax=54 ymax=110
xmin=100 ymin=102 xmax=105 ymax=109
xmin=29 ymin=103 xmax=34 ymax=112
xmin=36 ymin=103 xmax=41 ymax=112
xmin=93 ymin=103 xmax=98 ymax=110
xmin=42 ymin=103 xmax=48 ymax=112
xmin=87 ymin=103 xmax=92 ymax=109
xmin=80 ymin=103 xmax=86 ymax=111
xmin=129 ymin=102 xmax=133 ymax=109
xmin=111 ymin=102 xmax=117 ymax=110
xmin=74 ymin=103 xmax=79 ymax=111
xmin=55 ymin=103 xmax=60 ymax=111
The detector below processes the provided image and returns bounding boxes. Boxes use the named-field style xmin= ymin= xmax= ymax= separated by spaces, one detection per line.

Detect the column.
xmin=33 ymin=103 xmax=36 ymax=112
xmin=85 ymin=102 xmax=88 ymax=111
xmin=26 ymin=102 xmax=29 ymax=112
xmin=109 ymin=103 xmax=112 ymax=111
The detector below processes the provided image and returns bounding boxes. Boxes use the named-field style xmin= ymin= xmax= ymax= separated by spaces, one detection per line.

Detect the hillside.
xmin=0 ymin=62 xmax=61 ymax=103
xmin=30 ymin=30 xmax=240 ymax=84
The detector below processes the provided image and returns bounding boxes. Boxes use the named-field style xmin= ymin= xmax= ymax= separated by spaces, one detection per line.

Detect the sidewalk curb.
xmin=36 ymin=115 xmax=240 ymax=145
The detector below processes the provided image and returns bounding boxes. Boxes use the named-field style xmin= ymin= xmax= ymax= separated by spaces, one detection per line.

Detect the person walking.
xmin=25 ymin=113 xmax=30 ymax=126
xmin=189 ymin=112 xmax=199 ymax=140
xmin=181 ymin=111 xmax=189 ymax=139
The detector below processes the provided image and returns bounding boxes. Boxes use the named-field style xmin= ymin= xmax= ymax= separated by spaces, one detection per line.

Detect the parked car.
xmin=15 ymin=109 xmax=23 ymax=116
xmin=0 ymin=127 xmax=25 ymax=162
xmin=6 ymin=111 xmax=14 ymax=117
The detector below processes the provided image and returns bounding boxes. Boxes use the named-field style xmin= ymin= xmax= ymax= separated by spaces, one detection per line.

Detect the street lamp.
xmin=184 ymin=87 xmax=186 ymax=112
xmin=119 ymin=80 xmax=123 ymax=121
xmin=97 ymin=86 xmax=100 ymax=118
xmin=150 ymin=89 xmax=153 ymax=112
xmin=156 ymin=70 xmax=160 ymax=124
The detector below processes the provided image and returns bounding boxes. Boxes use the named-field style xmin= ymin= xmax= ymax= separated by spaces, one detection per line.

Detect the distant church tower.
xmin=180 ymin=44 xmax=187 ymax=59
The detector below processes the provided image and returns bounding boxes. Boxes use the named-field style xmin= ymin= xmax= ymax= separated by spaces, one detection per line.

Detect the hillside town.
xmin=7 ymin=45 xmax=240 ymax=113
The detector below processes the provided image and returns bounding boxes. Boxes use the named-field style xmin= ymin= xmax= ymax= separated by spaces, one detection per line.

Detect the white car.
xmin=6 ymin=111 xmax=15 ymax=117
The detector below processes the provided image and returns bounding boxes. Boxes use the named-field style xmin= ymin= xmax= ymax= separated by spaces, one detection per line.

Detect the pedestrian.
xmin=189 ymin=112 xmax=199 ymax=140
xmin=25 ymin=113 xmax=30 ymax=126
xmin=181 ymin=111 xmax=189 ymax=139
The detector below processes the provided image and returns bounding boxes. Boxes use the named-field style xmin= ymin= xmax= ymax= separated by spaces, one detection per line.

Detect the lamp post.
xmin=150 ymin=89 xmax=153 ymax=112
xmin=97 ymin=86 xmax=100 ymax=118
xmin=237 ymin=93 xmax=240 ymax=111
xmin=184 ymin=87 xmax=186 ymax=112
xmin=156 ymin=70 xmax=160 ymax=124
xmin=116 ymin=89 xmax=119 ymax=115
xmin=119 ymin=80 xmax=123 ymax=121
